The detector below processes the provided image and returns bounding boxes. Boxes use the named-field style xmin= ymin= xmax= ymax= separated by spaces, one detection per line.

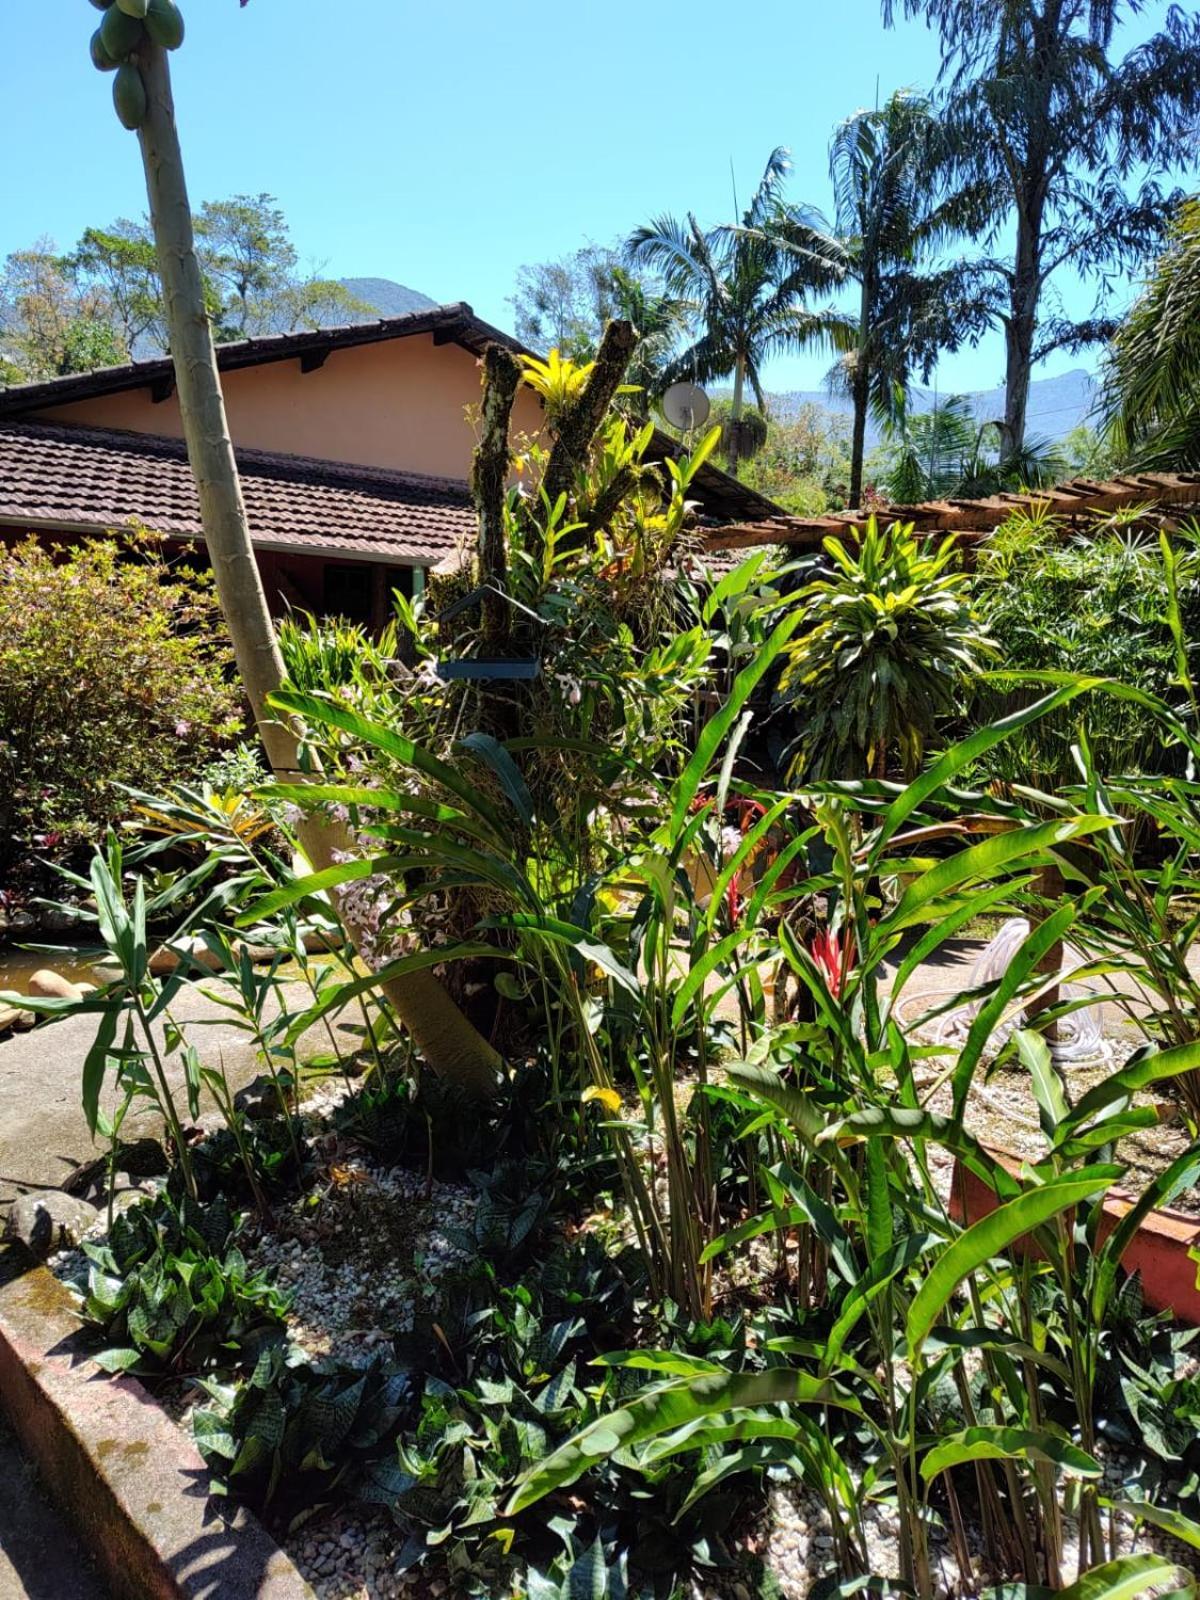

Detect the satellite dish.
xmin=661 ymin=381 xmax=711 ymax=432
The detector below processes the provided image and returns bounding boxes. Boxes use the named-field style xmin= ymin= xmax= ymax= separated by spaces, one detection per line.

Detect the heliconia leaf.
xmin=488 ymin=913 xmax=640 ymax=996
xmin=950 ymin=902 xmax=1082 ymax=1119
xmin=884 ymin=817 xmax=1112 ymax=935
xmin=1058 ymin=1037 xmax=1200 ymax=1139
xmin=1051 ymin=1554 xmax=1194 ymax=1600
xmin=921 ymin=1425 xmax=1101 ymax=1481
xmin=268 ymin=687 xmax=508 ymax=832
xmin=906 ymin=1170 xmax=1117 ymax=1350
xmin=235 ymin=856 xmax=389 ymax=926
xmin=872 ymin=683 xmax=1099 ymax=858
xmin=1014 ymin=1029 xmax=1070 ymax=1140
xmin=504 ymin=1367 xmax=860 ymax=1513
xmin=669 ymin=609 xmax=804 ymax=837
xmin=1105 ymin=1498 xmax=1200 ymax=1553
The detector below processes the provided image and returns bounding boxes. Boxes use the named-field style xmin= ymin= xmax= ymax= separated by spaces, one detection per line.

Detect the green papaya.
xmin=145 ymin=0 xmax=185 ymax=50
xmin=99 ymin=4 xmax=144 ymax=57
xmin=115 ymin=0 xmax=150 ymax=15
xmin=90 ymin=28 xmax=119 ymax=71
xmin=113 ymin=63 xmax=148 ymax=130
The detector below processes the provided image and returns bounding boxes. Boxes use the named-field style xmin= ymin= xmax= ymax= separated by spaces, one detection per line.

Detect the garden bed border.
xmin=0 ymin=1242 xmax=314 ymax=1600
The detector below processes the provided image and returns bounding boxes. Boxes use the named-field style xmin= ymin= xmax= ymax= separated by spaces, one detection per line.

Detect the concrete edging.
xmin=0 ymin=1244 xmax=314 ymax=1600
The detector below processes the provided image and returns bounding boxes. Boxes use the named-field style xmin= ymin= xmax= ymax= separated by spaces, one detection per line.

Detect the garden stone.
xmin=5 ymin=1191 xmax=98 ymax=1260
xmin=27 ymin=970 xmax=84 ymax=1001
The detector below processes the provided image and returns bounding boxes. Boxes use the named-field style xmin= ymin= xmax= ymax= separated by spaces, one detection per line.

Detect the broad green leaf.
xmin=1014 ymin=1029 xmax=1069 ymax=1140
xmin=81 ymin=1004 xmax=120 ymax=1139
xmin=951 ymin=902 xmax=1082 ymax=1119
xmin=669 ymin=609 xmax=804 ymax=836
xmin=1106 ymin=1497 xmax=1200 ymax=1553
xmin=489 ymin=913 xmax=640 ymax=996
xmin=873 ymin=684 xmax=1099 ymax=858
xmin=505 ymin=1367 xmax=859 ymax=1513
xmin=282 ymin=942 xmax=499 ymax=1042
xmin=1052 ymin=1554 xmax=1193 ymax=1600
xmin=670 ymin=930 xmax=753 ymax=1029
xmin=907 ymin=1170 xmax=1115 ymax=1350
xmin=640 ymin=1415 xmax=800 ymax=1464
xmin=884 ymin=818 xmax=1111 ymax=935
xmin=921 ymin=1426 xmax=1100 ymax=1481
xmin=1059 ymin=1037 xmax=1200 ymax=1139
xmin=236 ymin=857 xmax=391 ymax=926
xmin=269 ymin=687 xmax=508 ymax=832
xmin=459 ymin=733 xmax=535 ymax=826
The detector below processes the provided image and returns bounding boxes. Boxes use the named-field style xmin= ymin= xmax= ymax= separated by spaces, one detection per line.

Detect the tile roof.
xmin=0 ymin=300 xmax=785 ymax=528
xmin=0 ymin=422 xmax=475 ymax=566
xmin=705 ymin=471 xmax=1200 ymax=552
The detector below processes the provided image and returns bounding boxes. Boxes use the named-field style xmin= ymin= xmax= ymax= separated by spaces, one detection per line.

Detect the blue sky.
xmin=2 ymin=0 xmax=1176 ymax=399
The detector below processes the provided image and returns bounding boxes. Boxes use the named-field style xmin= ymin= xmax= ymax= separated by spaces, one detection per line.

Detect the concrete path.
xmin=0 ymin=1415 xmax=109 ymax=1600
xmin=0 ymin=980 xmax=360 ymax=1218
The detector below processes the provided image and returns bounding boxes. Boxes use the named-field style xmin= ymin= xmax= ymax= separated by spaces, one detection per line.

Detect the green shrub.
xmin=0 ymin=535 xmax=243 ymax=877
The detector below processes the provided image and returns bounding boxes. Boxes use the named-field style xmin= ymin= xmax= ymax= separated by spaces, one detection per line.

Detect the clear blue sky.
xmin=2 ymin=0 xmax=1179 ymax=400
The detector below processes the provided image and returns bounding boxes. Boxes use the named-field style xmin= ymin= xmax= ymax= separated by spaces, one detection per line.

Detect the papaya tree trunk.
xmin=133 ymin=41 xmax=502 ymax=1097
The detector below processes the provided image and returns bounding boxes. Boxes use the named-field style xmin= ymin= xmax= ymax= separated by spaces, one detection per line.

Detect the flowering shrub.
xmin=0 ymin=535 xmax=243 ymax=880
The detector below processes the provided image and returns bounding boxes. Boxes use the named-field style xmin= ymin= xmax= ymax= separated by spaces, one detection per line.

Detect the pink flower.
xmin=174 ymin=719 xmax=192 ymax=738
xmin=810 ymin=928 xmax=852 ymax=997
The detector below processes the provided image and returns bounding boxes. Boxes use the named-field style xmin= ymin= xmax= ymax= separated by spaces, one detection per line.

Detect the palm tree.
xmin=883 ymin=0 xmax=1200 ymax=457
xmin=627 ymin=149 xmax=850 ymax=475
xmin=1104 ymin=197 xmax=1200 ymax=469
xmin=828 ymin=91 xmax=985 ymax=506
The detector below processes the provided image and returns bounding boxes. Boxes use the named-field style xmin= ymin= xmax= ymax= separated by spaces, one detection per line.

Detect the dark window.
xmin=323 ymin=563 xmax=373 ymax=624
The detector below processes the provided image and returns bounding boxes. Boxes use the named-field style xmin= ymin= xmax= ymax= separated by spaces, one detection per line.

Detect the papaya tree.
xmin=84 ymin=0 xmax=503 ymax=1097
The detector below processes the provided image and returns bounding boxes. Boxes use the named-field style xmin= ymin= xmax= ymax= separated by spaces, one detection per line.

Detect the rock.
xmin=27 ymin=969 xmax=84 ymax=1001
xmin=11 ymin=1009 xmax=35 ymax=1031
xmin=5 ymin=1191 xmax=99 ymax=1260
xmin=0 ymin=1006 xmax=21 ymax=1034
xmin=149 ymin=936 xmax=224 ymax=976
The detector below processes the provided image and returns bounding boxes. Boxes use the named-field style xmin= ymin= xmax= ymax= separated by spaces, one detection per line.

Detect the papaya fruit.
xmin=116 ymin=0 xmax=150 ymax=15
xmin=145 ymin=0 xmax=185 ymax=50
xmin=113 ymin=63 xmax=148 ymax=130
xmin=90 ymin=28 xmax=120 ymax=71
xmin=99 ymin=4 xmax=144 ymax=58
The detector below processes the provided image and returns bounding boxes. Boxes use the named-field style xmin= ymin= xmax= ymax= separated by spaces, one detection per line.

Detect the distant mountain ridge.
xmin=767 ymin=368 xmax=1098 ymax=446
xmin=339 ymin=278 xmax=438 ymax=320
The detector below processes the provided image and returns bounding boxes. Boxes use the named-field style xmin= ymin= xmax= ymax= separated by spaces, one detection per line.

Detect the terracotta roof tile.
xmin=0 ymin=422 xmax=476 ymax=565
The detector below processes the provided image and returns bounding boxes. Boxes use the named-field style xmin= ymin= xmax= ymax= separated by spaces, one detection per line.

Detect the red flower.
xmin=810 ymin=928 xmax=852 ymax=997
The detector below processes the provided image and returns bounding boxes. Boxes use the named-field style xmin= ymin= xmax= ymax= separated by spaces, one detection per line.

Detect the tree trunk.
xmin=1002 ymin=213 xmax=1041 ymax=459
xmin=134 ymin=42 xmax=502 ymax=1098
xmin=726 ymin=352 xmax=746 ymax=478
xmin=849 ymin=277 xmax=872 ymax=509
xmin=472 ymin=344 xmax=522 ymax=648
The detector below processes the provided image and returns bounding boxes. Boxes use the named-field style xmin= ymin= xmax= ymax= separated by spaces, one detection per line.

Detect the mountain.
xmin=339 ymin=277 xmax=439 ymax=320
xmin=768 ymin=368 xmax=1099 ymax=446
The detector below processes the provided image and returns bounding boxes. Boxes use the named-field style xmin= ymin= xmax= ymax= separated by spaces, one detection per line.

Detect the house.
xmin=0 ymin=302 xmax=782 ymax=625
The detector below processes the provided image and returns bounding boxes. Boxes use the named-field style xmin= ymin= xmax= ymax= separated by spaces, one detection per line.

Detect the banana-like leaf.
xmin=487 ymin=913 xmax=640 ymax=996
xmin=907 ymin=1170 xmax=1117 ymax=1350
xmin=1051 ymin=1554 xmax=1194 ymax=1600
xmin=639 ymin=1414 xmax=800 ymax=1464
xmin=950 ymin=902 xmax=1082 ymax=1119
xmin=921 ymin=1425 xmax=1100 ymax=1481
xmin=1014 ymin=1029 xmax=1070 ymax=1140
xmin=1058 ymin=1037 xmax=1200 ymax=1139
xmin=883 ymin=817 xmax=1111 ymax=935
xmin=504 ymin=1367 xmax=860 ymax=1513
xmin=669 ymin=609 xmax=804 ymax=837
xmin=1105 ymin=1497 xmax=1200 ymax=1552
xmin=269 ymin=687 xmax=509 ymax=833
xmin=872 ymin=683 xmax=1099 ymax=859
